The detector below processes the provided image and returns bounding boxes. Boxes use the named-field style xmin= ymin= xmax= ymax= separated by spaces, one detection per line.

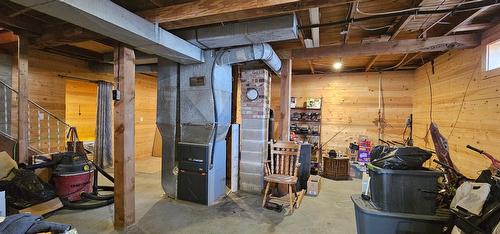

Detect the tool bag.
xmin=66 ymin=127 xmax=85 ymax=155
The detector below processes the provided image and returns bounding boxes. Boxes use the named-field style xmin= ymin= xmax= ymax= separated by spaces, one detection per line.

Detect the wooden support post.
xmin=17 ymin=36 xmax=29 ymax=164
xmin=279 ymin=59 xmax=292 ymax=141
xmin=113 ymin=46 xmax=135 ymax=229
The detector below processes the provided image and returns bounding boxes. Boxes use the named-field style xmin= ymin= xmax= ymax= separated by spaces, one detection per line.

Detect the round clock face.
xmin=246 ymin=88 xmax=259 ymax=101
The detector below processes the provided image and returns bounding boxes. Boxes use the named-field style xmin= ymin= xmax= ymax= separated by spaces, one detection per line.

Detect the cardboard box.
xmin=307 ymin=175 xmax=321 ymax=196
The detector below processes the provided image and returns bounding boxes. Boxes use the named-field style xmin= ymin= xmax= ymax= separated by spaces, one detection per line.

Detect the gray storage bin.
xmin=367 ymin=163 xmax=443 ymax=215
xmin=352 ymin=195 xmax=450 ymax=234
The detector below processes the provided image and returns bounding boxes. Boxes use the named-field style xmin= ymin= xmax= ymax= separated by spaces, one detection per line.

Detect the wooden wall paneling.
xmin=134 ymin=74 xmax=157 ymax=159
xmin=412 ymin=27 xmax=500 ymax=177
xmin=64 ymin=74 xmax=157 ymax=159
xmin=271 ymin=71 xmax=415 ymax=154
xmin=113 ymin=46 xmax=135 ymax=229
xmin=65 ymin=80 xmax=97 ymax=141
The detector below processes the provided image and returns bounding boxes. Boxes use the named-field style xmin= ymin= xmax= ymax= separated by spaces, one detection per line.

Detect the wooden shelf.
xmin=291 ymin=107 xmax=321 ymax=110
xmin=293 ymin=133 xmax=320 ymax=136
xmin=290 ymin=119 xmax=321 ymax=123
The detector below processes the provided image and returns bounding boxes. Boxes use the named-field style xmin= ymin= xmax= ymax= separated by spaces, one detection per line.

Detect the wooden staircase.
xmin=0 ymin=79 xmax=72 ymax=161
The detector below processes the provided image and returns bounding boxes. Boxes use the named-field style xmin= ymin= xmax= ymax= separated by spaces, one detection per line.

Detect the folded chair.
xmin=262 ymin=141 xmax=301 ymax=214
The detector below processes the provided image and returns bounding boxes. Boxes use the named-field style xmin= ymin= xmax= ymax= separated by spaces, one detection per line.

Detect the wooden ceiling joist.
xmin=364 ymin=0 xmax=423 ymax=71
xmin=444 ymin=5 xmax=497 ymax=36
xmin=139 ymin=0 xmax=299 ymax=23
xmin=0 ymin=13 xmax=41 ymax=36
xmin=365 ymin=55 xmax=379 ymax=72
xmin=146 ymin=0 xmax=353 ymax=29
xmin=34 ymin=25 xmax=105 ymax=48
xmin=291 ymin=34 xmax=480 ymax=59
xmin=452 ymin=23 xmax=493 ymax=33
xmin=296 ymin=17 xmax=315 ymax=74
xmin=342 ymin=1 xmax=358 ymax=45
xmin=43 ymin=44 xmax=104 ymax=62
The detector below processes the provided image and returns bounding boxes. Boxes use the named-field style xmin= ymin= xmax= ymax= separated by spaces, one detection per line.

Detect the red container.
xmin=52 ymin=170 xmax=94 ymax=201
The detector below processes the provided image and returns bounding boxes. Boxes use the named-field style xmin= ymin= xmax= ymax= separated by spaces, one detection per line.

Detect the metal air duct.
xmin=217 ymin=43 xmax=282 ymax=74
xmin=175 ymin=14 xmax=297 ymax=49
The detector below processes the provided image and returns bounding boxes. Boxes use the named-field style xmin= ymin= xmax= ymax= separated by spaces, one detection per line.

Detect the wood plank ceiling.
xmin=0 ymin=0 xmax=499 ymax=74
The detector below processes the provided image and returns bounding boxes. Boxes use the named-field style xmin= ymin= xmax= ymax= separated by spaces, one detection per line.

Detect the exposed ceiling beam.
xmin=418 ymin=0 xmax=470 ymax=38
xmin=103 ymin=50 xmax=158 ymax=64
xmin=33 ymin=24 xmax=106 ymax=48
xmin=296 ymin=16 xmax=314 ymax=74
xmin=308 ymin=7 xmax=320 ymax=48
xmin=43 ymin=44 xmax=104 ymax=61
xmin=291 ymin=34 xmax=480 ymax=59
xmin=364 ymin=0 xmax=423 ymax=71
xmin=387 ymin=0 xmax=425 ymax=40
xmin=10 ymin=0 xmax=203 ymax=64
xmin=153 ymin=0 xmax=353 ymax=30
xmin=452 ymin=23 xmax=493 ymax=33
xmin=139 ymin=0 xmax=299 ymax=23
xmin=0 ymin=31 xmax=17 ymax=44
xmin=342 ymin=1 xmax=358 ymax=45
xmin=0 ymin=11 xmax=41 ymax=36
xmin=422 ymin=3 xmax=500 ymax=37
xmin=89 ymin=62 xmax=157 ymax=74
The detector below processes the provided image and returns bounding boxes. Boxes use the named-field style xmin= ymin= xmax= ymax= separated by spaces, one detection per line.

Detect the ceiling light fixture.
xmin=333 ymin=61 xmax=343 ymax=70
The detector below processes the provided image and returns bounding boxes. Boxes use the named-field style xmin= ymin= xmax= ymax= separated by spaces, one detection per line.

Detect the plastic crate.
xmin=323 ymin=157 xmax=350 ymax=180
xmin=352 ymin=195 xmax=451 ymax=234
xmin=367 ymin=163 xmax=443 ymax=215
xmin=351 ymin=195 xmax=451 ymax=234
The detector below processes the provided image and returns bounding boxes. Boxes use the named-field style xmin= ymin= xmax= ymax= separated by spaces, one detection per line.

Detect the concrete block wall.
xmin=239 ymin=69 xmax=271 ymax=193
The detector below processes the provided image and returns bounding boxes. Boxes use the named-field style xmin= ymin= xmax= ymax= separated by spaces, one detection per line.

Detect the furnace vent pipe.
xmin=217 ymin=43 xmax=282 ymax=74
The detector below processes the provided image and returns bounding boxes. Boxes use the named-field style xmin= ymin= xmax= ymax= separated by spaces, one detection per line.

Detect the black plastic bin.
xmin=352 ymin=195 xmax=451 ymax=234
xmin=367 ymin=163 xmax=443 ymax=215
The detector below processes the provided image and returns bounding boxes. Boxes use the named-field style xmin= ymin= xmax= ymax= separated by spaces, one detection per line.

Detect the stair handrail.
xmin=0 ymin=79 xmax=72 ymax=128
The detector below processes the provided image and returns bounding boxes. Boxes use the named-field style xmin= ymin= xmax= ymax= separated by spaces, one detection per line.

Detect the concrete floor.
xmin=47 ymin=157 xmax=361 ymax=234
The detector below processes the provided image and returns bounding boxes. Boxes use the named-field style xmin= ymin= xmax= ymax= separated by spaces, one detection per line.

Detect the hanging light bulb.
xmin=333 ymin=61 xmax=343 ymax=70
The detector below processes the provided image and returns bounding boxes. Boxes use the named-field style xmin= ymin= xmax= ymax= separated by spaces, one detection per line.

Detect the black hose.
xmin=98 ymin=185 xmax=114 ymax=191
xmin=61 ymin=198 xmax=114 ymax=210
xmin=81 ymin=192 xmax=114 ymax=201
xmin=90 ymin=161 xmax=114 ymax=183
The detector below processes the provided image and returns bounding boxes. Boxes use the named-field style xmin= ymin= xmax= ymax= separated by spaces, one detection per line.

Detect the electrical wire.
xmin=299 ymin=0 xmax=499 ymax=30
xmin=381 ymin=54 xmax=409 ymax=71
xmin=447 ymin=59 xmax=481 ymax=139
xmin=353 ymin=24 xmax=394 ymax=31
xmin=355 ymin=0 xmax=486 ymax=16
xmin=421 ymin=55 xmax=433 ymax=124
xmin=417 ymin=0 xmax=448 ymax=33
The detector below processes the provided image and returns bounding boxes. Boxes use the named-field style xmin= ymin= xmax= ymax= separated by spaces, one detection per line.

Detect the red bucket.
xmin=52 ymin=171 xmax=94 ymax=201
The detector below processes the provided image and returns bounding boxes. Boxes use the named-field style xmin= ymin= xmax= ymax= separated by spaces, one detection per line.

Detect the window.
xmin=486 ymin=39 xmax=500 ymax=71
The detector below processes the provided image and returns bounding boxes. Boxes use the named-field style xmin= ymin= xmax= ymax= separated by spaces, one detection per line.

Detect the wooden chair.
xmin=262 ymin=141 xmax=301 ymax=213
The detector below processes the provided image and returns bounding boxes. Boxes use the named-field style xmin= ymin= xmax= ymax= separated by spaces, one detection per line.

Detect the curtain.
xmin=94 ymin=81 xmax=112 ymax=168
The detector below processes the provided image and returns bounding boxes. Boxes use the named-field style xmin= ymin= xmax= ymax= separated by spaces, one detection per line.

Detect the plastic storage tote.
xmin=367 ymin=163 xmax=443 ymax=215
xmin=352 ymin=195 xmax=450 ymax=234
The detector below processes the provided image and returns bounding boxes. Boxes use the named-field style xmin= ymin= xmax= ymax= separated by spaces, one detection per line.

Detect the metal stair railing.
xmin=0 ymin=79 xmax=72 ymax=155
